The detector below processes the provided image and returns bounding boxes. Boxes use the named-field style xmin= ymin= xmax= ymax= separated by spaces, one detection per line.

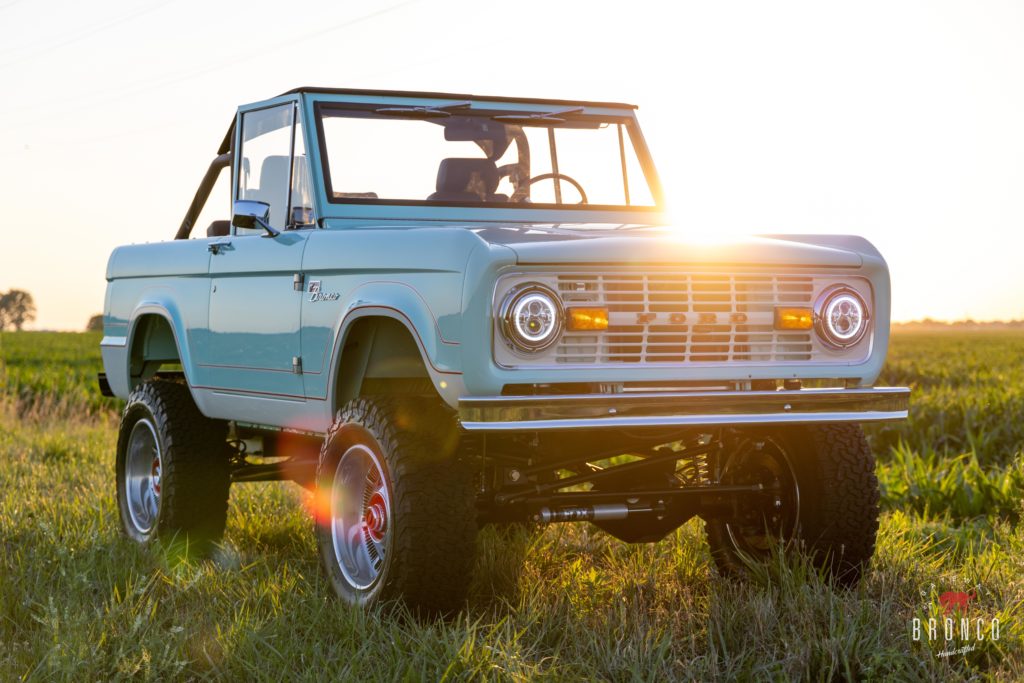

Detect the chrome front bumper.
xmin=458 ymin=387 xmax=910 ymax=432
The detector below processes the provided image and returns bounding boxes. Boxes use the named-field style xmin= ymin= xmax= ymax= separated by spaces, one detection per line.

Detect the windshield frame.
xmin=312 ymin=99 xmax=664 ymax=215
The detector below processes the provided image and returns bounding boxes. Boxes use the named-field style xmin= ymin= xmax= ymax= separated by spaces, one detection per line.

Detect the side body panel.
xmin=195 ymin=231 xmax=309 ymax=396
xmin=186 ymin=230 xmax=313 ymax=429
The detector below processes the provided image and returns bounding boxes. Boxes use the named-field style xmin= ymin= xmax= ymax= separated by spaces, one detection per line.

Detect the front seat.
xmin=427 ymin=158 xmax=507 ymax=203
xmin=240 ymin=155 xmax=291 ymax=228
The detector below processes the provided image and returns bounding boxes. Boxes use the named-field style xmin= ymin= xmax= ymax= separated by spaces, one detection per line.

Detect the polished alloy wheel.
xmin=722 ymin=437 xmax=801 ymax=555
xmin=331 ymin=444 xmax=391 ymax=591
xmin=125 ymin=418 xmax=162 ymax=534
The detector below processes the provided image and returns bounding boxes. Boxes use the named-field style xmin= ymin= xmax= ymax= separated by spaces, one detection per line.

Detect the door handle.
xmin=208 ymin=240 xmax=232 ymax=255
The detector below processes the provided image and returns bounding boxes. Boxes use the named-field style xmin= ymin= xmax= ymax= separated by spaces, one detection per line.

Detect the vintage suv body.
xmin=100 ymin=87 xmax=909 ymax=613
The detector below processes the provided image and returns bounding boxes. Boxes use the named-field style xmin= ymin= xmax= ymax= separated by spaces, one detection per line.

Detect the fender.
xmin=129 ymin=297 xmax=193 ymax=366
xmin=112 ymin=296 xmax=196 ymax=400
xmin=102 ymin=301 xmax=185 ymax=400
xmin=324 ymin=282 xmax=466 ymax=409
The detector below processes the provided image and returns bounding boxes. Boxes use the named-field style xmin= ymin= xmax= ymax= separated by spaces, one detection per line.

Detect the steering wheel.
xmin=522 ymin=172 xmax=589 ymax=204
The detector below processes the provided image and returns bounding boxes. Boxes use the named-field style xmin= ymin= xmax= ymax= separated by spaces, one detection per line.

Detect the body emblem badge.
xmin=308 ymin=280 xmax=340 ymax=302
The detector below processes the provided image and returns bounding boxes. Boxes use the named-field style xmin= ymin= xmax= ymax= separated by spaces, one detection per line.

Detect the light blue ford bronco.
xmin=99 ymin=87 xmax=909 ymax=614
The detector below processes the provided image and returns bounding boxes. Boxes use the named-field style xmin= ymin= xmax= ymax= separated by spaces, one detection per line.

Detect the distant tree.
xmin=0 ymin=289 xmax=36 ymax=331
xmin=86 ymin=314 xmax=104 ymax=332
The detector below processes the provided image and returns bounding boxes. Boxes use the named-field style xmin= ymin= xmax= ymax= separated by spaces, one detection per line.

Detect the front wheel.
xmin=315 ymin=398 xmax=477 ymax=615
xmin=706 ymin=424 xmax=880 ymax=585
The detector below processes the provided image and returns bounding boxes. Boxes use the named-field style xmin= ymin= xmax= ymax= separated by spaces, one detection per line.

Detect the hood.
xmin=471 ymin=224 xmax=865 ymax=268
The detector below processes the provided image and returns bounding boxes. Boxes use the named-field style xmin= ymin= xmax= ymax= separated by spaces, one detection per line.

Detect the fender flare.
xmin=125 ymin=297 xmax=194 ymax=385
xmin=325 ymin=284 xmax=463 ymax=410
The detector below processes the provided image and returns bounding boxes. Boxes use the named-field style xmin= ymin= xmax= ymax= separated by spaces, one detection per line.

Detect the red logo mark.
xmin=939 ymin=591 xmax=975 ymax=615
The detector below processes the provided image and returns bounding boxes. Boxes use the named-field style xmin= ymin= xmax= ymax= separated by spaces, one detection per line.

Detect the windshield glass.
xmin=317 ymin=105 xmax=657 ymax=209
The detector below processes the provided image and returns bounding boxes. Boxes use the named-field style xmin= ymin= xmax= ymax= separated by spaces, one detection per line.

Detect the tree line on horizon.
xmin=893 ymin=318 xmax=1024 ymax=329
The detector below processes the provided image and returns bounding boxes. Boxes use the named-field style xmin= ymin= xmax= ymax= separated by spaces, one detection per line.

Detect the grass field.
xmin=1 ymin=330 xmax=1022 ymax=681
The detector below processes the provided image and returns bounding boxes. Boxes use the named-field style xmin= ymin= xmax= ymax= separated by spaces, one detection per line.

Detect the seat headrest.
xmin=436 ymin=158 xmax=499 ymax=196
xmin=259 ymin=155 xmax=291 ymax=189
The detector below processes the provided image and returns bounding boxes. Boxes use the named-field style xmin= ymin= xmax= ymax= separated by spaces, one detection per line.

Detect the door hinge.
xmin=292 ymin=356 xmax=303 ymax=374
xmin=293 ymin=272 xmax=305 ymax=291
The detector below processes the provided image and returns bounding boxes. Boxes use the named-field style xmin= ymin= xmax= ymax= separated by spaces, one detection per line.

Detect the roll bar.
xmin=174 ymin=121 xmax=235 ymax=240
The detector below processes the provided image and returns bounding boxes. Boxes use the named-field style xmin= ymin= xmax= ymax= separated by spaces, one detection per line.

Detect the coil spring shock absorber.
xmin=676 ymin=448 xmax=711 ymax=485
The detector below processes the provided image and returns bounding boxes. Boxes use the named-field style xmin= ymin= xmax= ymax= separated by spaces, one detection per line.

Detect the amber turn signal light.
xmin=567 ymin=307 xmax=609 ymax=331
xmin=774 ymin=307 xmax=814 ymax=330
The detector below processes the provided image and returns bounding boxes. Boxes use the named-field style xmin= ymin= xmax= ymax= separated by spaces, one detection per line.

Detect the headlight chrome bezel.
xmin=498 ymin=283 xmax=564 ymax=353
xmin=814 ymin=285 xmax=870 ymax=349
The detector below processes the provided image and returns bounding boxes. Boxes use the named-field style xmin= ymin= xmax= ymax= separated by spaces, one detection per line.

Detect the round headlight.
xmin=499 ymin=284 xmax=563 ymax=352
xmin=814 ymin=285 xmax=870 ymax=348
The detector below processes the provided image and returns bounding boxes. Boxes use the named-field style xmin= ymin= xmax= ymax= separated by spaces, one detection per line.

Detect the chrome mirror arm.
xmin=231 ymin=200 xmax=279 ymax=238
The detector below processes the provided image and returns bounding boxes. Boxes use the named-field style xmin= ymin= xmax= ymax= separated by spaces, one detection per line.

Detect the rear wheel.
xmin=115 ymin=379 xmax=231 ymax=554
xmin=315 ymin=397 xmax=477 ymax=615
xmin=706 ymin=424 xmax=880 ymax=585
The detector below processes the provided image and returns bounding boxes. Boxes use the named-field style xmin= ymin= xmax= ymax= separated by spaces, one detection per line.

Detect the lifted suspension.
xmin=478 ymin=430 xmax=784 ymax=540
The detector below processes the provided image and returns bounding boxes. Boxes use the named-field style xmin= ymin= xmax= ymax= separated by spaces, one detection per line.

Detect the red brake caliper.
xmin=364 ymin=490 xmax=387 ymax=542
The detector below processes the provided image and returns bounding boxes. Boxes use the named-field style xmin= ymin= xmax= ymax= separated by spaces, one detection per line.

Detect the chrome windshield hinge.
xmin=293 ymin=273 xmax=305 ymax=291
xmin=292 ymin=356 xmax=303 ymax=374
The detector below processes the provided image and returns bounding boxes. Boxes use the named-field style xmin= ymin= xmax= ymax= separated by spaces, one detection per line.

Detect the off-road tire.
xmin=115 ymin=379 xmax=231 ymax=554
xmin=315 ymin=397 xmax=477 ymax=615
xmin=706 ymin=423 xmax=880 ymax=586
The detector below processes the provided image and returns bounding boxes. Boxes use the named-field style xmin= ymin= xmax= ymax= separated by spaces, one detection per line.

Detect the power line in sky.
xmin=6 ymin=0 xmax=422 ymax=119
xmin=94 ymin=0 xmax=424 ymax=98
xmin=0 ymin=0 xmax=175 ymax=67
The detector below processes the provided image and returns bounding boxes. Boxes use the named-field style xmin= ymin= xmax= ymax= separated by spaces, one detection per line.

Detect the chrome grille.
xmin=553 ymin=272 xmax=820 ymax=364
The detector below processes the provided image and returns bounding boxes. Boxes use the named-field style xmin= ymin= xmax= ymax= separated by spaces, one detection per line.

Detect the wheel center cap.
xmin=364 ymin=491 xmax=387 ymax=542
xmin=151 ymin=457 xmax=161 ymax=495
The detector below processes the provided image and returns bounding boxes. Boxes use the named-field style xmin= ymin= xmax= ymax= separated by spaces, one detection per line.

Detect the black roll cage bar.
xmin=175 ymin=121 xmax=234 ymax=240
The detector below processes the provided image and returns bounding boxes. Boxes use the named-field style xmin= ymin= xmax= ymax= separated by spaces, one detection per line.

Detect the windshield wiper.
xmin=375 ymin=101 xmax=471 ymax=119
xmin=491 ymin=107 xmax=584 ymax=126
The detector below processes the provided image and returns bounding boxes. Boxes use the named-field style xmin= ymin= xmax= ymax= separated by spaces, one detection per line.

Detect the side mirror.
xmin=232 ymin=200 xmax=279 ymax=237
xmin=291 ymin=206 xmax=315 ymax=227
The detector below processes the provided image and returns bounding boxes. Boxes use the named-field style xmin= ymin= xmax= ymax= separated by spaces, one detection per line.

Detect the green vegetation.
xmin=1 ymin=330 xmax=1021 ymax=680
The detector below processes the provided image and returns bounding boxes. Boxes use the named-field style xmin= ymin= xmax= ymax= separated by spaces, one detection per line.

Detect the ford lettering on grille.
xmin=546 ymin=271 xmax=862 ymax=365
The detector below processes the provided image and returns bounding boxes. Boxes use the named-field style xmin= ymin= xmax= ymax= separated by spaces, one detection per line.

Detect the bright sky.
xmin=1 ymin=0 xmax=1022 ymax=330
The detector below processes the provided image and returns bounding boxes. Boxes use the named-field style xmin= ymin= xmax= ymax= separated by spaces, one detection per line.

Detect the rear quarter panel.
xmin=101 ymin=240 xmax=213 ymax=398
